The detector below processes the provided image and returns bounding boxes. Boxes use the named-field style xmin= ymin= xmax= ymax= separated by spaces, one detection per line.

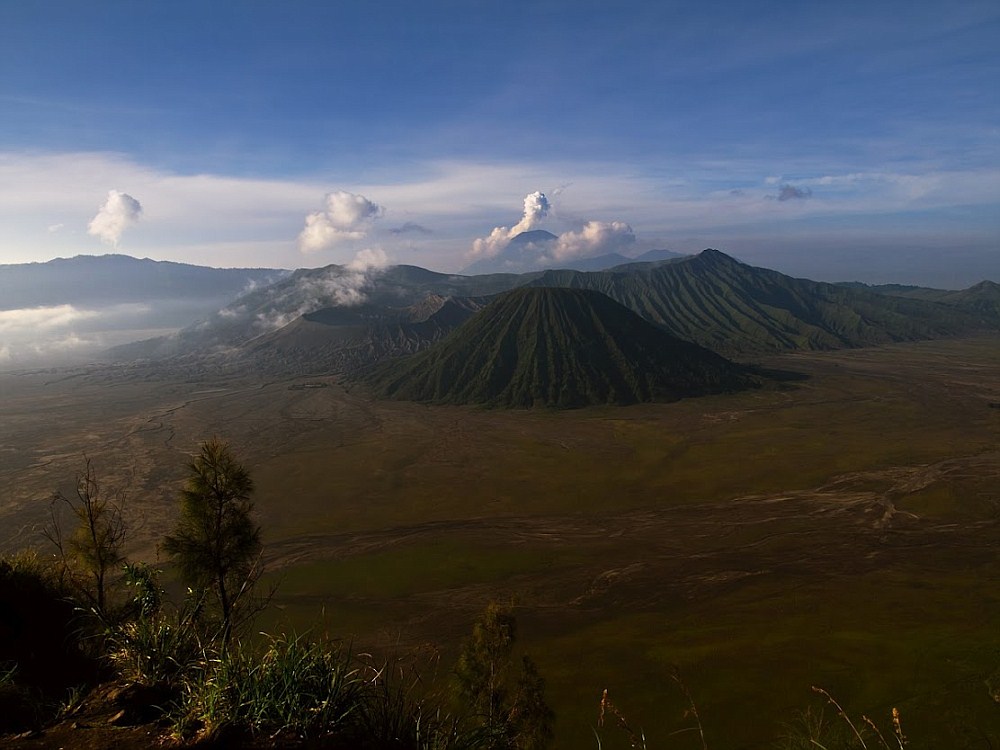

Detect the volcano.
xmin=360 ymin=286 xmax=752 ymax=408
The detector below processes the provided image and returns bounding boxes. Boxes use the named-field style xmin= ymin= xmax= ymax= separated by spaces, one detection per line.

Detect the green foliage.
xmin=44 ymin=458 xmax=128 ymax=617
xmin=454 ymin=603 xmax=554 ymax=749
xmin=355 ymin=653 xmax=466 ymax=749
xmin=163 ymin=438 xmax=262 ymax=644
xmin=107 ymin=565 xmax=207 ymax=687
xmin=527 ymin=249 xmax=991 ymax=357
xmin=176 ymin=633 xmax=361 ymax=741
xmin=455 ymin=603 xmax=517 ymax=725
xmin=364 ymin=287 xmax=750 ymax=408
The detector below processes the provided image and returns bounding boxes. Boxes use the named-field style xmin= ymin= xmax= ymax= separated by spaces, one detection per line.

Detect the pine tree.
xmin=163 ymin=438 xmax=261 ymax=645
xmin=454 ymin=602 xmax=554 ymax=749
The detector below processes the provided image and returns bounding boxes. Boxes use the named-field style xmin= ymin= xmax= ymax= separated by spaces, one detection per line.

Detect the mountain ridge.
xmin=104 ymin=249 xmax=999 ymax=377
xmin=0 ymin=254 xmax=285 ymax=310
xmin=360 ymin=287 xmax=753 ymax=408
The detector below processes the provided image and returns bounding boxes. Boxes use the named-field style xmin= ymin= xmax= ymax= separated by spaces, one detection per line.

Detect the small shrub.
xmin=176 ymin=632 xmax=363 ymax=741
xmin=106 ymin=564 xmax=208 ymax=688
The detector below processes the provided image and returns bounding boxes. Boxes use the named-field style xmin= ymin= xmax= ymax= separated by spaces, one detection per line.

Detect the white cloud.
xmin=467 ymin=190 xmax=550 ymax=261
xmin=0 ymin=151 xmax=997 ymax=277
xmin=0 ymin=302 xmax=156 ymax=368
xmin=0 ymin=304 xmax=99 ymax=332
xmin=551 ymin=220 xmax=636 ymax=261
xmin=87 ymin=189 xmax=142 ymax=247
xmin=346 ymin=247 xmax=390 ymax=272
xmin=298 ymin=191 xmax=383 ymax=254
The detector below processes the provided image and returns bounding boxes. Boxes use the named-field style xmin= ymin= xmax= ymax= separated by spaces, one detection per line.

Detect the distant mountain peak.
xmin=508 ymin=229 xmax=557 ymax=246
xmin=696 ymin=248 xmax=739 ymax=263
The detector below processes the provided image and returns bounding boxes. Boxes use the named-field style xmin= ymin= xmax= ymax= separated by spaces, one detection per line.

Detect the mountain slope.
xmin=107 ymin=263 xmax=529 ymax=362
xmin=859 ymin=280 xmax=1000 ymax=320
xmin=242 ymin=295 xmax=489 ymax=375
xmin=527 ymin=249 xmax=993 ymax=356
xmin=108 ymin=250 xmax=997 ymax=377
xmin=360 ymin=287 xmax=751 ymax=408
xmin=0 ymin=254 xmax=283 ymax=310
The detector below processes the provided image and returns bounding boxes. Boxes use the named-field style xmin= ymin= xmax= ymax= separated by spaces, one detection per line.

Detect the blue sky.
xmin=0 ymin=0 xmax=997 ymax=286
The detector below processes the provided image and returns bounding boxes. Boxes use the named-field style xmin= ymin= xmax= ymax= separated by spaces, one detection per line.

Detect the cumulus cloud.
xmin=298 ymin=191 xmax=384 ymax=254
xmin=550 ymin=220 xmax=636 ymax=261
xmin=777 ymin=184 xmax=813 ymax=202
xmin=467 ymin=191 xmax=550 ymax=261
xmin=87 ymin=190 xmax=142 ymax=246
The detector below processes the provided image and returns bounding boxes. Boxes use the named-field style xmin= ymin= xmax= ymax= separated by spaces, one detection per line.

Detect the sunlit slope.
xmin=529 ymin=249 xmax=992 ymax=356
xmin=361 ymin=287 xmax=751 ymax=408
xmin=108 ymin=250 xmax=996 ymax=373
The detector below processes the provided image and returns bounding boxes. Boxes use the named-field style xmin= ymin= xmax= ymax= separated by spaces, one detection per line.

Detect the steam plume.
xmin=254 ymin=248 xmax=392 ymax=330
xmin=468 ymin=190 xmax=550 ymax=261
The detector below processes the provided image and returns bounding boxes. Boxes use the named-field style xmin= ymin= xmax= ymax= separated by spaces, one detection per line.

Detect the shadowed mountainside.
xmin=106 ymin=264 xmax=525 ymax=364
xmin=526 ymin=249 xmax=993 ymax=356
xmin=358 ymin=287 xmax=752 ymax=408
xmin=105 ymin=250 xmax=998 ymax=377
xmin=850 ymin=279 xmax=1000 ymax=320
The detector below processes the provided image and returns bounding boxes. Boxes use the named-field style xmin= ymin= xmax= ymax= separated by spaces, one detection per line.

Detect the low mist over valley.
xmin=2 ymin=1 xmax=999 ymax=747
xmin=0 ymin=255 xmax=285 ymax=368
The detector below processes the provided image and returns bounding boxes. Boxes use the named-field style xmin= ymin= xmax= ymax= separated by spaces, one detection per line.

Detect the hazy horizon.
xmin=0 ymin=1 xmax=996 ymax=288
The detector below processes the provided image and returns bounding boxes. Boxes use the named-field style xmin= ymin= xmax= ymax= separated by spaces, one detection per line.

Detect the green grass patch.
xmin=532 ymin=565 xmax=1000 ymax=749
xmin=272 ymin=541 xmax=565 ymax=600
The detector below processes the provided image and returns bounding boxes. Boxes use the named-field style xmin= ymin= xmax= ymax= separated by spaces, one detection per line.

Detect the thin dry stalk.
xmin=862 ymin=715 xmax=892 ymax=749
xmin=670 ymin=668 xmax=708 ymax=750
xmin=599 ymin=688 xmax=647 ymax=750
xmin=811 ymin=686 xmax=868 ymax=749
xmin=891 ymin=707 xmax=907 ymax=749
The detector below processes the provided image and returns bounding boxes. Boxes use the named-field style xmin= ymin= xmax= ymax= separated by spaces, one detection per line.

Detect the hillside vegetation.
xmin=528 ymin=249 xmax=991 ymax=357
xmin=102 ymin=250 xmax=998 ymax=378
xmin=360 ymin=287 xmax=752 ymax=408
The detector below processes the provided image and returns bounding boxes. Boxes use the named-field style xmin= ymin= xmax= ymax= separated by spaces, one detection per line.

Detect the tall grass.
xmin=172 ymin=637 xmax=488 ymax=748
xmin=175 ymin=633 xmax=361 ymax=741
xmin=596 ymin=682 xmax=912 ymax=750
xmin=105 ymin=563 xmax=208 ymax=687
